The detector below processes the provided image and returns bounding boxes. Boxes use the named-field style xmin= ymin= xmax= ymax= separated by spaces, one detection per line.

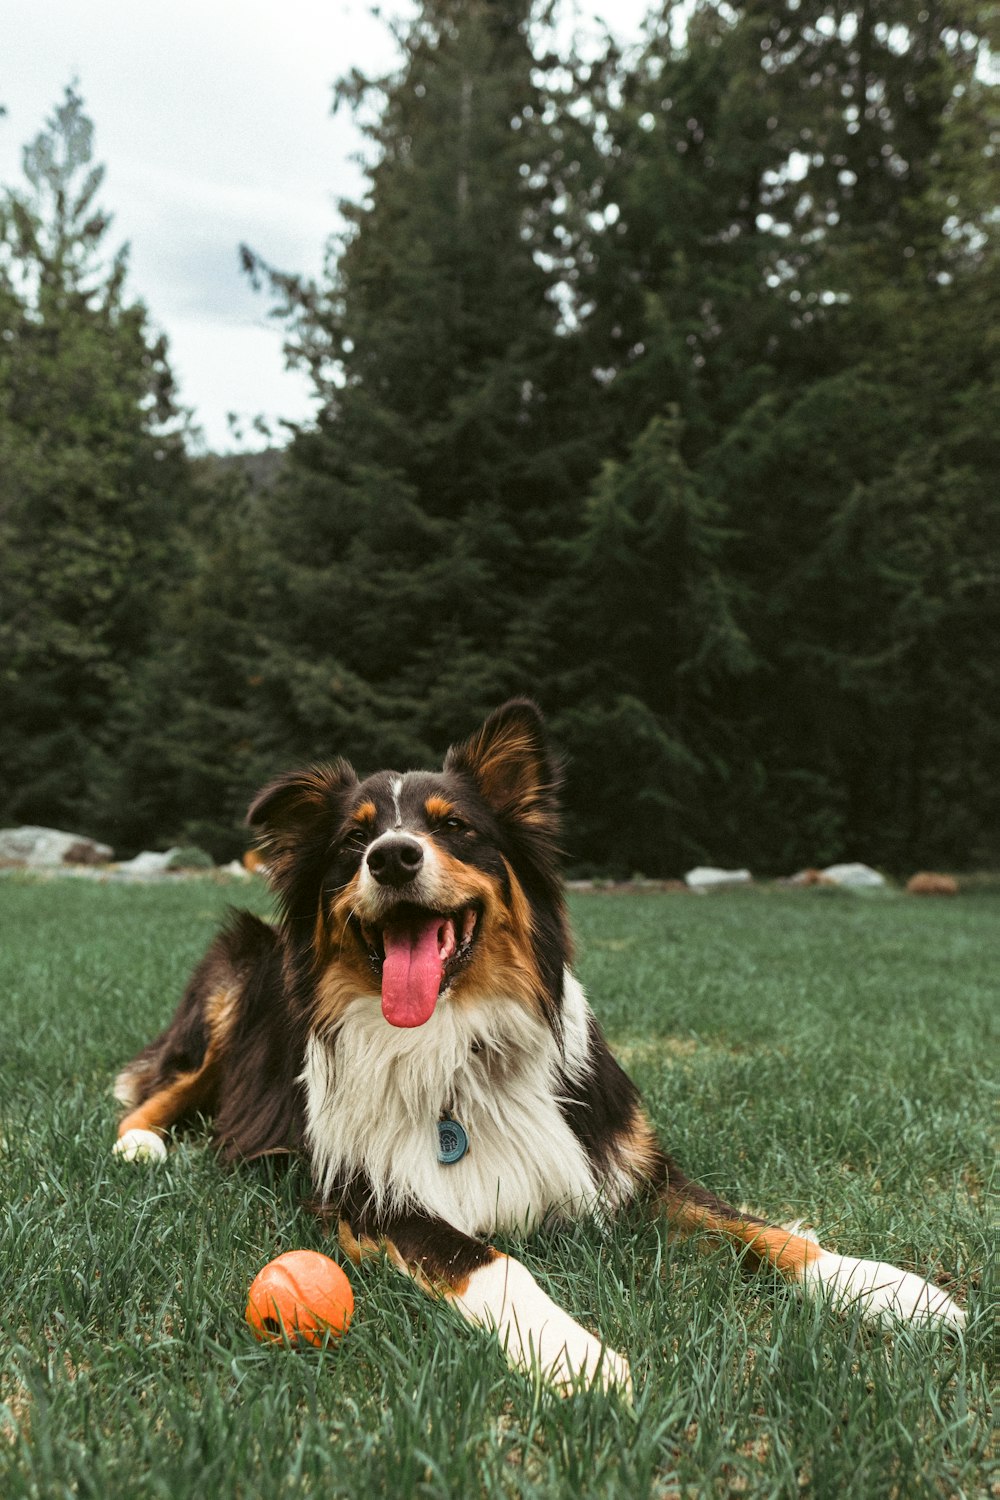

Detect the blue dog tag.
xmin=437 ymin=1117 xmax=468 ymax=1165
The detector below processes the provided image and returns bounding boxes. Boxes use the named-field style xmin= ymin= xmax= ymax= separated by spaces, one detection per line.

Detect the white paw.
xmin=113 ymin=1128 xmax=168 ymax=1163
xmin=803 ymin=1250 xmax=965 ymax=1330
xmin=452 ymin=1255 xmax=633 ymax=1398
xmin=526 ymin=1315 xmax=633 ymax=1398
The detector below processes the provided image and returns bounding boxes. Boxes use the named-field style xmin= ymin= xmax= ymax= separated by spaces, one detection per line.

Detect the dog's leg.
xmin=338 ymin=1205 xmax=632 ymax=1396
xmin=659 ymin=1160 xmax=965 ymax=1330
xmin=113 ymin=918 xmax=282 ymax=1163
xmin=113 ymin=1049 xmax=221 ymax=1162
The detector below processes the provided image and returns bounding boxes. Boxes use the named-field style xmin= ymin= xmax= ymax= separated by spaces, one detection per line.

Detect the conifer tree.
xmin=107 ymin=457 xmax=283 ymax=858
xmin=247 ymin=0 xmax=598 ymax=770
xmin=554 ymin=0 xmax=997 ymax=871
xmin=0 ymin=87 xmax=191 ymax=841
xmin=706 ymin=0 xmax=1000 ymax=868
xmin=557 ymin=411 xmax=755 ymax=872
xmin=541 ymin=2 xmax=788 ymax=868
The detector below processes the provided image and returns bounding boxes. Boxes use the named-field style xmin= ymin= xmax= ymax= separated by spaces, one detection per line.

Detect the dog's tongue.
xmin=381 ymin=915 xmax=445 ymax=1027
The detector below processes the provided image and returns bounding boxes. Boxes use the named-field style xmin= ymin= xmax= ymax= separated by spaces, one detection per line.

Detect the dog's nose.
xmin=367 ymin=835 xmax=424 ymax=887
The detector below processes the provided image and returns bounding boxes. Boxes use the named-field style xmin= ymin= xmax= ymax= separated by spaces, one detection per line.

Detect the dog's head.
xmin=247 ymin=700 xmax=569 ymax=1032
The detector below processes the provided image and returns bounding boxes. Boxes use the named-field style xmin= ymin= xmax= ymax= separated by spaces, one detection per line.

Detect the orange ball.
xmin=246 ymin=1250 xmax=354 ymax=1346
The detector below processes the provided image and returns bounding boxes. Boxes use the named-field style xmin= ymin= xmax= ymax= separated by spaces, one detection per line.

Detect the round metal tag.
xmin=437 ymin=1117 xmax=468 ymax=1165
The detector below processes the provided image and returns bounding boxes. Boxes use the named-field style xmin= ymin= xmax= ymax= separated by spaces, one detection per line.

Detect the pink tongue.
xmin=381 ymin=916 xmax=445 ymax=1028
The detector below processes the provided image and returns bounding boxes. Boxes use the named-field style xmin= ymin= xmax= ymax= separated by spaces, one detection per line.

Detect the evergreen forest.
xmin=1 ymin=0 xmax=997 ymax=878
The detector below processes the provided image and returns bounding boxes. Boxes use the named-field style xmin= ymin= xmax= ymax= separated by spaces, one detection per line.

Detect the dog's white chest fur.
xmin=303 ymin=979 xmax=597 ymax=1237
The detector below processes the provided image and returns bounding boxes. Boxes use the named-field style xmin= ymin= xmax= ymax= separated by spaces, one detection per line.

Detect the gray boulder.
xmin=684 ymin=866 xmax=752 ymax=892
xmin=114 ymin=848 xmax=181 ymax=876
xmin=820 ymin=862 xmax=886 ymax=889
xmin=0 ymin=826 xmax=113 ymax=867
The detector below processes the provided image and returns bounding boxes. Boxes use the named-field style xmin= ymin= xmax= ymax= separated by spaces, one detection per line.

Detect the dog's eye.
xmin=443 ymin=816 xmax=467 ymax=832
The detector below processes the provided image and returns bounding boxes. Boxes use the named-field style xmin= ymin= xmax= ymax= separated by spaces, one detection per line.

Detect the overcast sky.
xmin=2 ymin=0 xmax=649 ymax=452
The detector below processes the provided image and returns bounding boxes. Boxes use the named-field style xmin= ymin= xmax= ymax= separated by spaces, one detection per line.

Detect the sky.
xmin=1 ymin=0 xmax=651 ymax=452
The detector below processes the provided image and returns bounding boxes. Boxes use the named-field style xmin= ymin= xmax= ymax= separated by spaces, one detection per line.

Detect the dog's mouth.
xmin=353 ymin=902 xmax=482 ymax=1027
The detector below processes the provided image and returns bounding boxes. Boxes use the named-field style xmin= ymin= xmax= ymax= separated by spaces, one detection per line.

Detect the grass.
xmin=0 ymin=877 xmax=995 ymax=1499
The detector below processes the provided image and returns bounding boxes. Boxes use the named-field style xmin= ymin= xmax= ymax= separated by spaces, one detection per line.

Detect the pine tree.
xmin=107 ymin=458 xmax=274 ymax=858
xmin=0 ymin=87 xmax=192 ymax=842
xmin=539 ymin=2 xmax=792 ymax=869
xmin=555 ymin=1 xmax=799 ymax=462
xmin=246 ymin=0 xmax=599 ymax=771
xmin=550 ymin=0 xmax=997 ymax=871
xmin=556 ymin=411 xmax=755 ymax=873
xmin=701 ymin=0 xmax=1000 ymax=868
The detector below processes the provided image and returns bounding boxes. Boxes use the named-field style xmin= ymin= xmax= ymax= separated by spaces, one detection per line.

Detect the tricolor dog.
xmin=114 ymin=700 xmax=964 ymax=1392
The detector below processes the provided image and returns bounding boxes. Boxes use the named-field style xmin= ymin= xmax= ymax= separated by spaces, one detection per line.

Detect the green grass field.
xmin=0 ymin=878 xmax=995 ymax=1499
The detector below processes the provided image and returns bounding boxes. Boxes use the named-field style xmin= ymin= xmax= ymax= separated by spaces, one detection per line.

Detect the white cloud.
xmin=1 ymin=0 xmax=649 ymax=450
xmin=167 ymin=315 xmax=318 ymax=452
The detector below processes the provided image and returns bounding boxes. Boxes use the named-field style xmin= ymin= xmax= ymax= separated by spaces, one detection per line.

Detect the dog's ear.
xmin=444 ymin=699 xmax=561 ymax=841
xmin=246 ymin=761 xmax=358 ymax=896
xmin=247 ymin=760 xmax=359 ymax=841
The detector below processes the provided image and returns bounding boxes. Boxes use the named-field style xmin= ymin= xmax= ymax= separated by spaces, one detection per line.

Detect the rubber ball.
xmin=246 ymin=1249 xmax=354 ymax=1346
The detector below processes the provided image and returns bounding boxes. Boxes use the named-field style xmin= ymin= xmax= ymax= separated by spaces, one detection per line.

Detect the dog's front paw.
xmin=532 ymin=1319 xmax=633 ymax=1399
xmin=804 ymin=1251 xmax=965 ymax=1330
xmin=113 ymin=1128 xmax=168 ymax=1163
xmin=452 ymin=1254 xmax=633 ymax=1398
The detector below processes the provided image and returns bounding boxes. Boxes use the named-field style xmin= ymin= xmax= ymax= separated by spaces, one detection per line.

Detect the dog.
xmin=113 ymin=699 xmax=965 ymax=1393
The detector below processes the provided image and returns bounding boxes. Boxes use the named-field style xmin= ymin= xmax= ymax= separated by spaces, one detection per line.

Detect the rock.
xmin=684 ymin=866 xmax=752 ymax=892
xmin=907 ymin=872 xmax=959 ymax=896
xmin=114 ymin=848 xmax=182 ymax=876
xmin=114 ymin=848 xmax=220 ymax=877
xmin=787 ymin=868 xmax=836 ymax=887
xmin=164 ymin=846 xmax=214 ymax=871
xmin=0 ymin=826 xmax=113 ymax=867
xmin=221 ymin=859 xmax=251 ymax=878
xmin=820 ymin=862 xmax=887 ymax=889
